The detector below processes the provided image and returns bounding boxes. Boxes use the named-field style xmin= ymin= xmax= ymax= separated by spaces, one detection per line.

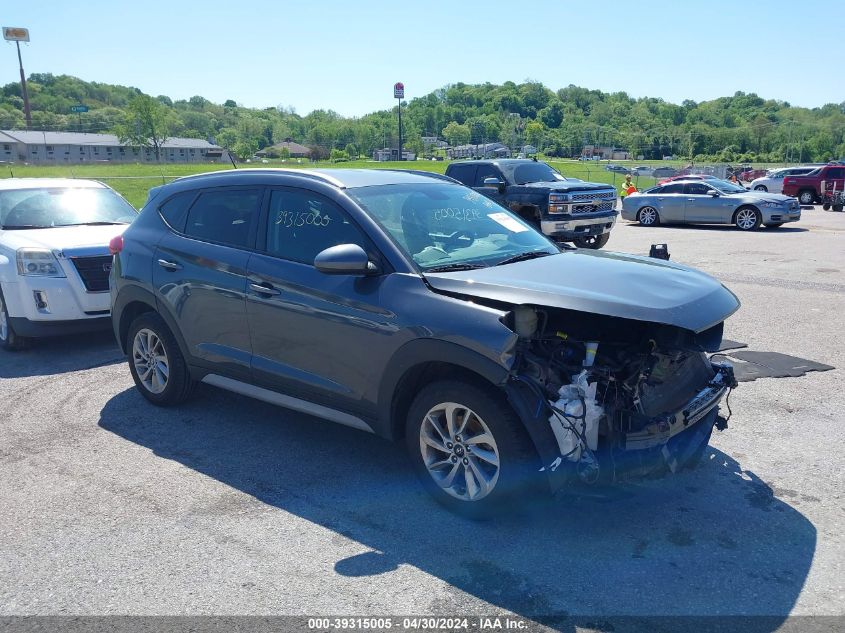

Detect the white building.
xmin=0 ymin=131 xmax=228 ymax=164
xmin=372 ymin=148 xmax=416 ymax=161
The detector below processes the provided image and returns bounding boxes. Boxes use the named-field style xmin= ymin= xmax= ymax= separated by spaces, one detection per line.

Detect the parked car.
xmin=658 ymin=174 xmax=721 ymax=185
xmin=111 ymin=168 xmax=739 ymax=517
xmin=0 ymin=178 xmax=137 ymax=350
xmin=632 ymin=166 xmax=653 ymax=175
xmin=749 ymin=167 xmax=817 ymax=194
xmin=445 ymin=159 xmax=617 ymax=249
xmin=604 ymin=164 xmax=630 ymax=173
xmin=651 ymin=167 xmax=678 ymax=178
xmin=782 ymin=163 xmax=845 ymax=204
xmin=738 ymin=168 xmax=767 ymax=182
xmin=622 ymin=179 xmax=800 ymax=230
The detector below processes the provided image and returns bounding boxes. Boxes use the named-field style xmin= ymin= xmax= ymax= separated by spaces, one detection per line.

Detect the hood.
xmin=0 ymin=224 xmax=129 ymax=254
xmin=730 ymin=191 xmax=792 ymax=203
xmin=518 ymin=180 xmax=614 ymax=192
xmin=424 ymin=250 xmax=740 ymax=333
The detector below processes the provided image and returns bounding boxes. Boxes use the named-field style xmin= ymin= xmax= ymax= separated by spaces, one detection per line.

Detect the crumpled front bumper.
xmin=506 ymin=362 xmax=736 ymax=494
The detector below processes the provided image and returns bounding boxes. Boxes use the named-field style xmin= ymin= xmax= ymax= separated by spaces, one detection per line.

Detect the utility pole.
xmin=3 ymin=27 xmax=32 ymax=129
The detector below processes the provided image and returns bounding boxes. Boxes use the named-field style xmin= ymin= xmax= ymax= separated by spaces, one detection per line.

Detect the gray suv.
xmin=111 ymin=168 xmax=739 ymax=517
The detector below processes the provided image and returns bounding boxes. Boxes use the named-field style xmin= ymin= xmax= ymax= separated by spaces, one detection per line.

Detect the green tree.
xmin=442 ymin=121 xmax=470 ymax=146
xmin=232 ymin=139 xmax=258 ymax=161
xmin=115 ymin=94 xmax=170 ymax=161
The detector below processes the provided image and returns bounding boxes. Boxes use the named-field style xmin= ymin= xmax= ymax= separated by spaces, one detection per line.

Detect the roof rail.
xmin=379 ymin=169 xmax=461 ymax=184
xmin=173 ymin=168 xmax=346 ymax=188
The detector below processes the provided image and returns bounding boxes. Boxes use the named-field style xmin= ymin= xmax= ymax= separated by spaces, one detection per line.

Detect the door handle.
xmin=687 ymin=198 xmax=696 ymax=201
xmin=157 ymin=259 xmax=182 ymax=271
xmin=250 ymin=282 xmax=281 ymax=296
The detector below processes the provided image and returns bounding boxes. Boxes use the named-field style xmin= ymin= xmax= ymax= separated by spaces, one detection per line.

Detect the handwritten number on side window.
xmin=275 ymin=210 xmax=332 ymax=228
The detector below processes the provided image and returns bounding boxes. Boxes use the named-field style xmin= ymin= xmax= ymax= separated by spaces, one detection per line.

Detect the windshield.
xmin=710 ymin=180 xmax=748 ymax=194
xmin=0 ymin=186 xmax=137 ymax=229
xmin=509 ymin=162 xmax=566 ymax=185
xmin=348 ymin=183 xmax=558 ymax=271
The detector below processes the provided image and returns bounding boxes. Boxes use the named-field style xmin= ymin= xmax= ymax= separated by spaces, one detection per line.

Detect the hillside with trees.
xmin=2 ymin=73 xmax=844 ymax=163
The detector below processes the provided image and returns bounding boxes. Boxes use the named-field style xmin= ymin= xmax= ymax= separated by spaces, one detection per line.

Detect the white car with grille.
xmin=0 ymin=179 xmax=136 ymax=350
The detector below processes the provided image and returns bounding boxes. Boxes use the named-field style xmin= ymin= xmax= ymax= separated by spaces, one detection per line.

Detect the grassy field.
xmin=2 ymin=159 xmax=674 ymax=208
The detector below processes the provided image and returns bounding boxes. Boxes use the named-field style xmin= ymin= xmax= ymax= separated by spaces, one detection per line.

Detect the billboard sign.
xmin=393 ymin=82 xmax=404 ymax=99
xmin=3 ymin=27 xmax=30 ymax=42
xmin=70 ymin=105 xmax=89 ymax=113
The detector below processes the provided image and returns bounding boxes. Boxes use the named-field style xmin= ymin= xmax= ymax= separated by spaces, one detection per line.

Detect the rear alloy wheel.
xmin=734 ymin=206 xmax=762 ymax=231
xmin=573 ymin=233 xmax=610 ymax=249
xmin=127 ymin=312 xmax=194 ymax=406
xmin=754 ymin=185 xmax=768 ymax=192
xmin=637 ymin=206 xmax=659 ymax=226
xmin=406 ymin=381 xmax=541 ymax=518
xmin=798 ymin=190 xmax=816 ymax=205
xmin=0 ymin=289 xmax=30 ymax=351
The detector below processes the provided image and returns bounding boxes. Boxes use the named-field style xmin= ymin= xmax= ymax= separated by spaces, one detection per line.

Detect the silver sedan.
xmin=621 ymin=179 xmax=801 ymax=230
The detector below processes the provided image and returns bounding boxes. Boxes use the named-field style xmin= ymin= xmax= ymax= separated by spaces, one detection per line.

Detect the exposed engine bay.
xmin=503 ymin=305 xmax=738 ymax=489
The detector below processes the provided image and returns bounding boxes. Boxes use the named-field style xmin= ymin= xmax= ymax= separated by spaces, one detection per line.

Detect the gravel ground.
xmin=0 ymin=206 xmax=843 ymax=627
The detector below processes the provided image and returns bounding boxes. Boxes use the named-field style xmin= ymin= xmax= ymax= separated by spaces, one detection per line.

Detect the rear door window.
xmin=183 ymin=188 xmax=262 ymax=248
xmin=447 ymin=164 xmax=477 ymax=186
xmin=660 ymin=183 xmax=684 ymax=194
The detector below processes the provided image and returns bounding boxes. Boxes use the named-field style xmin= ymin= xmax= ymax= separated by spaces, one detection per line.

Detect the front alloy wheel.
xmin=420 ymin=402 xmax=500 ymax=502
xmin=638 ymin=206 xmax=659 ymax=226
xmin=132 ymin=328 xmax=170 ymax=394
xmin=735 ymin=207 xmax=761 ymax=231
xmin=406 ymin=381 xmax=541 ymax=518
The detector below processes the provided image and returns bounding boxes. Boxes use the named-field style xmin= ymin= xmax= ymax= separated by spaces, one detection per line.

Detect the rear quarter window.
xmin=158 ymin=191 xmax=196 ymax=232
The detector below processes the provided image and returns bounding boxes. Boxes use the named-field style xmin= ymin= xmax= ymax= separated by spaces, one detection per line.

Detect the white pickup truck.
xmin=0 ymin=178 xmax=136 ymax=350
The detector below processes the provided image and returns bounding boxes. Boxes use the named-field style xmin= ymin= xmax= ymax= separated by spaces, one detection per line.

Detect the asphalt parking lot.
xmin=1 ymin=207 xmax=843 ymax=628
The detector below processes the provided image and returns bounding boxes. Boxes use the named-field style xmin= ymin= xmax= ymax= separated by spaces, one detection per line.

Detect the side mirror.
xmin=314 ymin=244 xmax=378 ymax=276
xmin=709 ymin=190 xmax=720 ymax=197
xmin=483 ymin=177 xmax=505 ymax=191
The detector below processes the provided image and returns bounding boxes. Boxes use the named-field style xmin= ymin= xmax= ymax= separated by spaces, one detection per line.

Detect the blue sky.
xmin=1 ymin=0 xmax=840 ymax=116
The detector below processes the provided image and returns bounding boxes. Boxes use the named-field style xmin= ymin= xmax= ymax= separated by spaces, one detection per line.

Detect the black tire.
xmin=753 ymin=185 xmax=768 ymax=192
xmin=405 ymin=381 xmax=543 ymax=519
xmin=734 ymin=206 xmax=762 ymax=231
xmin=0 ymin=287 xmax=30 ymax=351
xmin=573 ymin=232 xmax=610 ymax=249
xmin=798 ymin=190 xmax=816 ymax=205
xmin=834 ymin=204 xmax=844 ymax=213
xmin=126 ymin=312 xmax=195 ymax=406
xmin=822 ymin=203 xmax=831 ymax=211
xmin=637 ymin=206 xmax=660 ymax=226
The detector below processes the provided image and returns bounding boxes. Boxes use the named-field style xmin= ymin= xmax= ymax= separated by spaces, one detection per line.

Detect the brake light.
xmin=109 ymin=235 xmax=124 ymax=255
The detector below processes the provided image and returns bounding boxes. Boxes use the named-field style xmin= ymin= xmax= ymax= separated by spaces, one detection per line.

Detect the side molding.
xmin=201 ymin=374 xmax=375 ymax=434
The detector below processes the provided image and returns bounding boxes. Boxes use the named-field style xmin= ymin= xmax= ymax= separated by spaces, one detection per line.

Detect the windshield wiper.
xmin=60 ymin=221 xmax=127 ymax=226
xmin=0 ymin=224 xmax=47 ymax=230
xmin=425 ymin=262 xmax=487 ymax=273
xmin=495 ymin=250 xmax=555 ymax=266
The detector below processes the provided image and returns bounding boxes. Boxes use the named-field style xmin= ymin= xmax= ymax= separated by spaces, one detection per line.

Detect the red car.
xmin=739 ymin=169 xmax=767 ymax=181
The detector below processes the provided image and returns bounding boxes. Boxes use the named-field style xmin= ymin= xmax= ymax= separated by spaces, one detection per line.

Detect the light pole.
xmin=394 ymin=82 xmax=404 ymax=161
xmin=3 ymin=27 xmax=32 ymax=129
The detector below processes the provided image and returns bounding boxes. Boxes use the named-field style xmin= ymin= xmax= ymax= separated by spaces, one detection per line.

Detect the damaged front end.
xmin=503 ymin=305 xmax=738 ymax=493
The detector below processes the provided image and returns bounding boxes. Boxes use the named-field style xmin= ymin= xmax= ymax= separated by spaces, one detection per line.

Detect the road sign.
xmin=393 ymin=82 xmax=404 ymax=99
xmin=2 ymin=27 xmax=30 ymax=42
xmin=70 ymin=105 xmax=89 ymax=113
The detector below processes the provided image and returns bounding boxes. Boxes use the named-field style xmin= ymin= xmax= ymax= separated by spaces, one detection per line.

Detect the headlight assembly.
xmin=16 ymin=248 xmax=66 ymax=277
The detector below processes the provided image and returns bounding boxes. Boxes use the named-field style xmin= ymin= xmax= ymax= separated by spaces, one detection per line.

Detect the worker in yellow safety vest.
xmin=620 ymin=174 xmax=637 ymax=198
